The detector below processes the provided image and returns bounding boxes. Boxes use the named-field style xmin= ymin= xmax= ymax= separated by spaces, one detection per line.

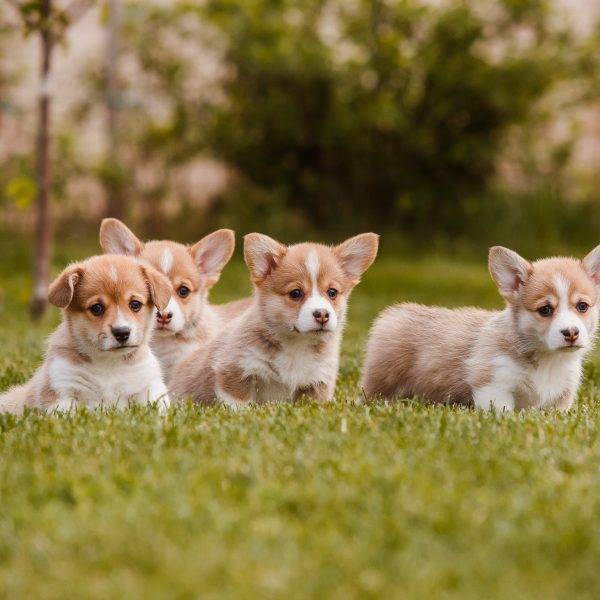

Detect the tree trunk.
xmin=104 ymin=0 xmax=124 ymax=220
xmin=30 ymin=0 xmax=53 ymax=320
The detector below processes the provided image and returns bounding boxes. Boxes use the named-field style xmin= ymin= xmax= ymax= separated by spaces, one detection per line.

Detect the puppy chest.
xmin=524 ymin=356 xmax=583 ymax=407
xmin=48 ymin=357 xmax=158 ymax=404
xmin=271 ymin=349 xmax=336 ymax=389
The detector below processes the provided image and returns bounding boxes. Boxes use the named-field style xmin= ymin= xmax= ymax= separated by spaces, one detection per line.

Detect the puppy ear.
xmin=333 ymin=233 xmax=379 ymax=285
xmin=489 ymin=246 xmax=533 ymax=301
xmin=582 ymin=244 xmax=600 ymax=286
xmin=141 ymin=265 xmax=172 ymax=312
xmin=100 ymin=218 xmax=144 ymax=256
xmin=48 ymin=264 xmax=83 ymax=308
xmin=189 ymin=229 xmax=235 ymax=288
xmin=244 ymin=233 xmax=287 ymax=284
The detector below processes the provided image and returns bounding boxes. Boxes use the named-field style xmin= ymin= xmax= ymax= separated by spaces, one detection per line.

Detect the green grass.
xmin=2 ymin=231 xmax=600 ymax=599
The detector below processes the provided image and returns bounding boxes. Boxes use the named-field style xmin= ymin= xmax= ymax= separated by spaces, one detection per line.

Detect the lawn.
xmin=2 ymin=231 xmax=600 ymax=599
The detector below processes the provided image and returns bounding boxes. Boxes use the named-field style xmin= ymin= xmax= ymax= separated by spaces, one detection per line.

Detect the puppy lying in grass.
xmin=100 ymin=219 xmax=250 ymax=384
xmin=0 ymin=254 xmax=172 ymax=414
xmin=362 ymin=245 xmax=600 ymax=411
xmin=172 ymin=232 xmax=379 ymax=407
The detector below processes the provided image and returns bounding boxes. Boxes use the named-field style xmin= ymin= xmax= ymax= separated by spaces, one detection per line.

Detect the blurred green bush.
xmin=2 ymin=0 xmax=600 ymax=254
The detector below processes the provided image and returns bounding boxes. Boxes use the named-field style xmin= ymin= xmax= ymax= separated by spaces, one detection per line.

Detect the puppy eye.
xmin=177 ymin=286 xmax=190 ymax=298
xmin=576 ymin=301 xmax=589 ymax=313
xmin=89 ymin=303 xmax=105 ymax=316
xmin=537 ymin=305 xmax=553 ymax=317
xmin=289 ymin=289 xmax=304 ymax=300
xmin=129 ymin=300 xmax=142 ymax=312
xmin=327 ymin=288 xmax=338 ymax=299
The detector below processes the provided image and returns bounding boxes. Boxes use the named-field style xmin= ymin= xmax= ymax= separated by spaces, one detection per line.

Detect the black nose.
xmin=561 ymin=327 xmax=579 ymax=343
xmin=313 ymin=309 xmax=329 ymax=325
xmin=112 ymin=326 xmax=131 ymax=343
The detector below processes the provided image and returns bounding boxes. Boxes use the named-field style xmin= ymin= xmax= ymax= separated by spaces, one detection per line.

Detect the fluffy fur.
xmin=100 ymin=219 xmax=250 ymax=383
xmin=171 ymin=232 xmax=379 ymax=407
xmin=361 ymin=245 xmax=600 ymax=411
xmin=0 ymin=255 xmax=172 ymax=414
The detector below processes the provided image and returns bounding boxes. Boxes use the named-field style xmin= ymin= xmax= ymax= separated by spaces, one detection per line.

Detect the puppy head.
xmin=48 ymin=254 xmax=171 ymax=355
xmin=244 ymin=233 xmax=378 ymax=334
xmin=489 ymin=245 xmax=600 ymax=352
xmin=100 ymin=219 xmax=235 ymax=335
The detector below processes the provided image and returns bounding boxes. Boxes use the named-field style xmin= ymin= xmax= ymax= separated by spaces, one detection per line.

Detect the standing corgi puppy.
xmin=361 ymin=245 xmax=600 ymax=411
xmin=171 ymin=233 xmax=379 ymax=407
xmin=0 ymin=255 xmax=172 ymax=414
xmin=100 ymin=219 xmax=250 ymax=383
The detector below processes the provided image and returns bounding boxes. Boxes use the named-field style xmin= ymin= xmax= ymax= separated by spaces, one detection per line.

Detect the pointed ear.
xmin=333 ymin=233 xmax=379 ymax=285
xmin=141 ymin=264 xmax=172 ymax=312
xmin=48 ymin=264 xmax=83 ymax=308
xmin=244 ymin=233 xmax=287 ymax=284
xmin=99 ymin=218 xmax=144 ymax=256
xmin=489 ymin=246 xmax=533 ymax=301
xmin=583 ymin=244 xmax=600 ymax=285
xmin=189 ymin=229 xmax=236 ymax=288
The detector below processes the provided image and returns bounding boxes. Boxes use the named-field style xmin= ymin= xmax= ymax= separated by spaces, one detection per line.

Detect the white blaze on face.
xmin=295 ymin=249 xmax=338 ymax=333
xmin=160 ymin=249 xmax=173 ymax=275
xmin=109 ymin=265 xmax=118 ymax=283
xmin=546 ymin=274 xmax=590 ymax=350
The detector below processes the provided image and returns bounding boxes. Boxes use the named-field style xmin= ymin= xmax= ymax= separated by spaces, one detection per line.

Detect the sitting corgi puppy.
xmin=0 ymin=255 xmax=172 ymax=414
xmin=100 ymin=219 xmax=250 ymax=383
xmin=171 ymin=232 xmax=379 ymax=407
xmin=361 ymin=245 xmax=600 ymax=411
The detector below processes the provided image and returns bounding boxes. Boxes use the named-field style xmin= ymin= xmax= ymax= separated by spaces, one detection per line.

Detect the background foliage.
xmin=2 ymin=0 xmax=600 ymax=250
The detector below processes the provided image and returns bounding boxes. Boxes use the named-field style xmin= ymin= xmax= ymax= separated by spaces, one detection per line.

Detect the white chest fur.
xmin=522 ymin=351 xmax=584 ymax=408
xmin=240 ymin=333 xmax=340 ymax=402
xmin=472 ymin=350 xmax=584 ymax=410
xmin=47 ymin=352 xmax=168 ymax=410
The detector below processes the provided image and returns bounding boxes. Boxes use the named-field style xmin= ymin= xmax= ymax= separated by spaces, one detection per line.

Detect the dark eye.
xmin=177 ymin=286 xmax=190 ymax=298
xmin=289 ymin=289 xmax=304 ymax=300
xmin=537 ymin=305 xmax=553 ymax=317
xmin=89 ymin=303 xmax=105 ymax=316
xmin=576 ymin=301 xmax=589 ymax=313
xmin=327 ymin=288 xmax=338 ymax=299
xmin=129 ymin=300 xmax=142 ymax=312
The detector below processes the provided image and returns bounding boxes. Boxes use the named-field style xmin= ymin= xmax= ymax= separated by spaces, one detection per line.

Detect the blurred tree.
xmin=103 ymin=0 xmax=126 ymax=220
xmin=9 ymin=0 xmax=93 ymax=319
xmin=52 ymin=0 xmax=599 ymax=246
xmin=201 ymin=0 xmax=588 ymax=232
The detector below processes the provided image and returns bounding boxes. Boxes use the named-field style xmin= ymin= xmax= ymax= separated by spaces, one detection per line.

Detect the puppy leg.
xmin=472 ymin=386 xmax=515 ymax=412
xmin=215 ymin=366 xmax=254 ymax=409
xmin=555 ymin=390 xmax=576 ymax=411
xmin=0 ymin=383 xmax=30 ymax=415
xmin=142 ymin=378 xmax=170 ymax=413
xmin=293 ymin=382 xmax=332 ymax=403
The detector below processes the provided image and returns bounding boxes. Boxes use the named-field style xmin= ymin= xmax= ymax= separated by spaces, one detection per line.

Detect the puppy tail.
xmin=0 ymin=383 xmax=30 ymax=415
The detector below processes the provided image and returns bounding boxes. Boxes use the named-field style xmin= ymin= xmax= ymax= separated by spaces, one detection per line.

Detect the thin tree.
xmin=104 ymin=0 xmax=124 ymax=220
xmin=10 ymin=0 xmax=93 ymax=319
xmin=29 ymin=0 xmax=52 ymax=319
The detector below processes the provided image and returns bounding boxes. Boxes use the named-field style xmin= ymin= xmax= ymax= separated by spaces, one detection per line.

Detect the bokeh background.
xmin=2 ymin=0 xmax=600 ymax=316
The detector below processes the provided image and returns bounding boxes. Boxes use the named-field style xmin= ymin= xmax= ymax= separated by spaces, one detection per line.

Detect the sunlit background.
xmin=2 ymin=0 xmax=600 ymax=317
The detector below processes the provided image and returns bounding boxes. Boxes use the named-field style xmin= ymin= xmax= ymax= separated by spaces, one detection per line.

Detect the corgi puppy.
xmin=361 ymin=245 xmax=600 ymax=411
xmin=0 ymin=254 xmax=172 ymax=414
xmin=171 ymin=233 xmax=379 ymax=407
xmin=99 ymin=219 xmax=250 ymax=382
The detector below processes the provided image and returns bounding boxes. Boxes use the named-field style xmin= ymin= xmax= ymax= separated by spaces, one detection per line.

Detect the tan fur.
xmin=100 ymin=219 xmax=249 ymax=383
xmin=0 ymin=255 xmax=170 ymax=414
xmin=172 ymin=233 xmax=379 ymax=406
xmin=362 ymin=248 xmax=600 ymax=410
xmin=362 ymin=304 xmax=492 ymax=404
